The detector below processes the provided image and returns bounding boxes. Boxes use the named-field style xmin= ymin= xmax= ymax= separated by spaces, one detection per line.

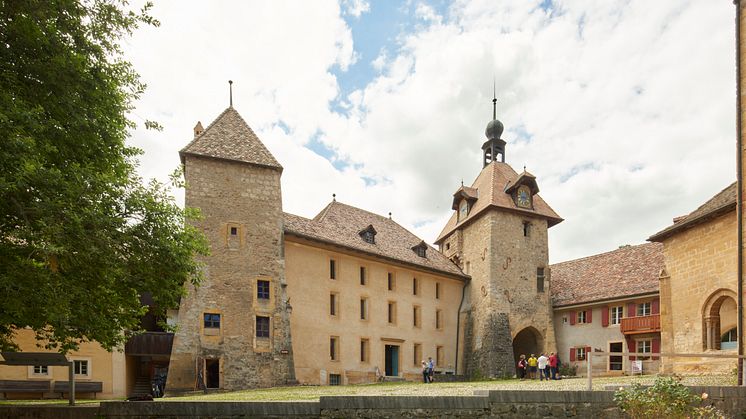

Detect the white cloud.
xmin=342 ymin=0 xmax=370 ymax=18
xmin=125 ymin=0 xmax=737 ymax=264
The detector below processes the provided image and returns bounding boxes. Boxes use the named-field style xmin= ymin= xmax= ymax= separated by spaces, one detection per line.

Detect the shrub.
xmin=558 ymin=363 xmax=577 ymax=377
xmin=613 ymin=376 xmax=724 ymax=419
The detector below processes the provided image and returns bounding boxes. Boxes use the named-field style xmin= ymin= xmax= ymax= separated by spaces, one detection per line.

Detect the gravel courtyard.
xmin=164 ymin=374 xmax=736 ymax=401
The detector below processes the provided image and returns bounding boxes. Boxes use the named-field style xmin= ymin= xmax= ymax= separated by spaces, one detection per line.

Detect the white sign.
xmin=631 ymin=360 xmax=643 ymax=374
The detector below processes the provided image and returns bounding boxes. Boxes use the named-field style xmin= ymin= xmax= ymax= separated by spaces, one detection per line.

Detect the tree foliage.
xmin=0 ymin=0 xmax=208 ymax=353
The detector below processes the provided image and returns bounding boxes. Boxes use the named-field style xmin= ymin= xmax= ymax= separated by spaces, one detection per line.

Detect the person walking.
xmin=549 ymin=352 xmax=558 ymax=380
xmin=517 ymin=354 xmax=527 ymax=381
xmin=527 ymin=354 xmax=538 ymax=380
xmin=537 ymin=353 xmax=549 ymax=381
xmin=421 ymin=360 xmax=429 ymax=383
xmin=427 ymin=357 xmax=435 ymax=383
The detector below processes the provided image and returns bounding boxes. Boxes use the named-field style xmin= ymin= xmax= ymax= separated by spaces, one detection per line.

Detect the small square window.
xmin=329 ymin=373 xmax=341 ymax=385
xmin=204 ymin=313 xmax=221 ymax=329
xmin=74 ymin=360 xmax=89 ymax=376
xmin=33 ymin=365 xmax=48 ymax=375
xmin=257 ymin=280 xmax=270 ymax=300
xmin=230 ymin=226 xmax=238 ymax=236
xmin=256 ymin=316 xmax=270 ymax=338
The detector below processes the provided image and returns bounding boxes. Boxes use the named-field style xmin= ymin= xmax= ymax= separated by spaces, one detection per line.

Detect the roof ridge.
xmin=550 ymin=242 xmax=659 ymax=267
xmin=684 ymin=181 xmax=737 ymax=218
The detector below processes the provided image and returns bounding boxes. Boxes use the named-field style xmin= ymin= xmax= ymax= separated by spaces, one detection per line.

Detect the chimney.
xmin=193 ymin=121 xmax=204 ymax=137
xmin=673 ymin=215 xmax=686 ymax=223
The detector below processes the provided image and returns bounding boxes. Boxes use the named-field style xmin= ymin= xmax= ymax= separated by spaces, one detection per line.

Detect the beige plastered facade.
xmin=0 ymin=329 xmax=126 ymax=399
xmin=285 ymin=236 xmax=466 ymax=384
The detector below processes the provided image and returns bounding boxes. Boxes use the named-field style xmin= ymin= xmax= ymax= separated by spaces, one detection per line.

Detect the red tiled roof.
xmin=284 ymin=201 xmax=467 ymax=280
xmin=648 ymin=182 xmax=736 ymax=242
xmin=436 ymin=162 xmax=562 ymax=243
xmin=550 ymin=242 xmax=663 ymax=307
xmin=180 ymin=107 xmax=282 ymax=170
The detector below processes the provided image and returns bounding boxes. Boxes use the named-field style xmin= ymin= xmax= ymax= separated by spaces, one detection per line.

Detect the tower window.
xmin=523 ymin=221 xmax=530 ymax=237
xmin=204 ymin=313 xmax=221 ymax=329
xmin=255 ymin=316 xmax=270 ymax=338
xmin=537 ymin=267 xmax=545 ymax=293
xmin=257 ymin=280 xmax=270 ymax=300
xmin=230 ymin=227 xmax=238 ymax=236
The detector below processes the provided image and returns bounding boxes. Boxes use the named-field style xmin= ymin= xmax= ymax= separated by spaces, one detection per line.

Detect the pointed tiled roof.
xmin=648 ymin=182 xmax=736 ymax=242
xmin=550 ymin=242 xmax=663 ymax=307
xmin=180 ymin=107 xmax=282 ymax=170
xmin=284 ymin=201 xmax=467 ymax=280
xmin=436 ymin=162 xmax=562 ymax=243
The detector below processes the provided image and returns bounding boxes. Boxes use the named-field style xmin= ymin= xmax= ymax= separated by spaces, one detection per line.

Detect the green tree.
xmin=0 ymin=0 xmax=208 ymax=353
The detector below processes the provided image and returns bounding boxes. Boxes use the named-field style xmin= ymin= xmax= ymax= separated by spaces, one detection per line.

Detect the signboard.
xmin=631 ymin=360 xmax=643 ymax=374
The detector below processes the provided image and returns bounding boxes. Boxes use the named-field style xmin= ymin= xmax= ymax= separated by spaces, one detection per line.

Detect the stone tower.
xmin=166 ymin=107 xmax=295 ymax=392
xmin=435 ymin=101 xmax=562 ymax=378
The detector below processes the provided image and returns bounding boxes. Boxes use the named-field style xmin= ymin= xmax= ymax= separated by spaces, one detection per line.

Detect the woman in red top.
xmin=548 ymin=352 xmax=558 ymax=380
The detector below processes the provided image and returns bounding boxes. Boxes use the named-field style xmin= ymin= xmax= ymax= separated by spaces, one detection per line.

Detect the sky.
xmin=124 ymin=0 xmax=737 ymax=264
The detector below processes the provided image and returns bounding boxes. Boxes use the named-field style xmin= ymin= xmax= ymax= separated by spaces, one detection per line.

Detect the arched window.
xmin=702 ymin=289 xmax=737 ymax=351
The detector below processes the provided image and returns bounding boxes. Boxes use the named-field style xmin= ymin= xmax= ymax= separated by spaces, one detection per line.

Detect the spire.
xmin=229 ymin=80 xmax=233 ymax=107
xmin=482 ymin=86 xmax=506 ymax=167
xmin=492 ymin=77 xmax=497 ymax=120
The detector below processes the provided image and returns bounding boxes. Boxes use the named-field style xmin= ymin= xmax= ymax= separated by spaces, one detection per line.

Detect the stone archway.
xmin=512 ymin=327 xmax=544 ymax=366
xmin=702 ymin=289 xmax=738 ymax=351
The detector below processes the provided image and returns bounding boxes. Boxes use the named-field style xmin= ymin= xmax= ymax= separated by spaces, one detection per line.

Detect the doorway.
xmin=205 ymin=359 xmax=220 ymax=389
xmin=384 ymin=345 xmax=399 ymax=376
xmin=512 ymin=327 xmax=543 ymax=367
xmin=609 ymin=342 xmax=623 ymax=371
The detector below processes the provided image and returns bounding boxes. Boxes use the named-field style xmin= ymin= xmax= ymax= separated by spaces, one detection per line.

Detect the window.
xmin=73 ymin=360 xmax=89 ymax=376
xmin=256 ymin=316 xmax=270 ymax=338
xmin=388 ymin=302 xmax=397 ymax=324
xmin=387 ymin=272 xmax=395 ymax=291
xmin=412 ymin=242 xmax=427 ymax=258
xmin=446 ymin=243 xmax=450 ymax=250
xmin=32 ymin=365 xmax=48 ymax=375
xmin=360 ymin=339 xmax=369 ymax=363
xmin=329 ymin=373 xmax=341 ymax=385
xmin=536 ymin=267 xmax=545 ymax=293
xmin=722 ymin=329 xmax=738 ymax=350
xmin=359 ymin=225 xmax=377 ymax=244
xmin=360 ymin=298 xmax=368 ymax=320
xmin=436 ymin=346 xmax=444 ymax=367
xmin=414 ymin=343 xmax=422 ymax=366
xmin=413 ymin=277 xmax=419 ymax=295
xmin=638 ymin=339 xmax=651 ymax=360
xmin=413 ymin=305 xmax=421 ymax=327
xmin=637 ymin=302 xmax=652 ymax=317
xmin=257 ymin=280 xmax=270 ymax=300
xmin=610 ymin=306 xmax=623 ymax=325
xmin=577 ymin=310 xmax=587 ymax=324
xmin=435 ymin=282 xmax=441 ymax=299
xmin=360 ymin=266 xmax=366 ymax=285
xmin=523 ymin=221 xmax=530 ymax=237
xmin=330 ymin=293 xmax=337 ymax=316
xmin=459 ymin=201 xmax=468 ymax=221
xmin=230 ymin=226 xmax=237 ymax=236
xmin=435 ymin=309 xmax=442 ymax=330
xmin=330 ymin=259 xmax=336 ymax=279
xmin=330 ymin=336 xmax=339 ymax=361
xmin=575 ymin=347 xmax=586 ymax=361
xmin=204 ymin=313 xmax=221 ymax=329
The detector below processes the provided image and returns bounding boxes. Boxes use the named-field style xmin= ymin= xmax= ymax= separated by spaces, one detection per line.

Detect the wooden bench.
xmin=0 ymin=380 xmax=51 ymax=399
xmin=53 ymin=381 xmax=103 ymax=399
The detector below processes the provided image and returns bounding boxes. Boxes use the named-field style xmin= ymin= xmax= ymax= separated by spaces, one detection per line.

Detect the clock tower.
xmin=436 ymin=99 xmax=562 ymax=378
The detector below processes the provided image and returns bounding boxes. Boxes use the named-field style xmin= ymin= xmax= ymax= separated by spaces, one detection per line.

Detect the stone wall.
xmin=166 ymin=155 xmax=294 ymax=392
xmin=7 ymin=387 xmax=746 ymax=418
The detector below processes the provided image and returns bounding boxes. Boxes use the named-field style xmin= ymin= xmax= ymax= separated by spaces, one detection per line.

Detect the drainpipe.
xmin=454 ymin=278 xmax=469 ymax=375
xmin=736 ymin=0 xmax=744 ymax=387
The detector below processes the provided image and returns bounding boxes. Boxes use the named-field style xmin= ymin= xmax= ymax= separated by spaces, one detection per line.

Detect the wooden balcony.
xmin=620 ymin=314 xmax=660 ymax=335
xmin=125 ymin=332 xmax=174 ymax=356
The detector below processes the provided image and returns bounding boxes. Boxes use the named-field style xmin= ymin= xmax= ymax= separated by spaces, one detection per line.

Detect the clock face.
xmin=516 ymin=186 xmax=531 ymax=208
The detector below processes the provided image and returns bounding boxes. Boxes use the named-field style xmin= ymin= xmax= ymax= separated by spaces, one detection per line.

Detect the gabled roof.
xmin=550 ymin=242 xmax=663 ymax=307
xmin=179 ymin=107 xmax=282 ymax=170
xmin=284 ymin=201 xmax=467 ymax=280
xmin=505 ymin=170 xmax=539 ymax=195
xmin=648 ymin=182 xmax=736 ymax=242
xmin=436 ymin=162 xmax=562 ymax=243
xmin=451 ymin=186 xmax=478 ymax=210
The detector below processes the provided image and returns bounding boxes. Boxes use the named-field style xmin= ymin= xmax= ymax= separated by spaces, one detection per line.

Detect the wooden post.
xmin=68 ymin=361 xmax=75 ymax=406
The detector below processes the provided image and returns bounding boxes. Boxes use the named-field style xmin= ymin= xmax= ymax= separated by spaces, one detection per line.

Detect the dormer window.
xmin=359 ymin=225 xmax=377 ymax=244
xmin=412 ymin=241 xmax=427 ymax=258
xmin=459 ymin=201 xmax=468 ymax=221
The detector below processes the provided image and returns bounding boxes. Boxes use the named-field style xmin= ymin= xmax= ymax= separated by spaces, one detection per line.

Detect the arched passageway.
xmin=512 ymin=327 xmax=544 ymax=366
xmin=702 ymin=289 xmax=737 ymax=350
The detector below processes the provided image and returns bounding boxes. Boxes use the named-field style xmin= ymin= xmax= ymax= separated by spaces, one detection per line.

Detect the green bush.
xmin=613 ymin=376 xmax=724 ymax=419
xmin=558 ymin=363 xmax=577 ymax=377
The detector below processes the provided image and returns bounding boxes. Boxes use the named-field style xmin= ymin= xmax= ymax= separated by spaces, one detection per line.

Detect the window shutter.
xmin=627 ymin=303 xmax=636 ymax=318
xmin=586 ymin=309 xmax=592 ymax=324
xmin=651 ymin=300 xmax=660 ymax=315
xmin=585 ymin=346 xmax=591 ymax=360
xmin=569 ymin=311 xmax=576 ymax=325
xmin=652 ymin=338 xmax=660 ymax=360
xmin=626 ymin=337 xmax=636 ymax=361
xmin=601 ymin=307 xmax=609 ymax=327
xmin=569 ymin=348 xmax=576 ymax=362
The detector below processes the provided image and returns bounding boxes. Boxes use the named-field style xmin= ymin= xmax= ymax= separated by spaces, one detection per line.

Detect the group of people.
xmin=421 ymin=357 xmax=435 ymax=383
xmin=517 ymin=353 xmax=561 ymax=381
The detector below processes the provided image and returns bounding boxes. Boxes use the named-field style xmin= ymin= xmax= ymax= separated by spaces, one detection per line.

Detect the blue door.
xmin=385 ymin=345 xmax=399 ymax=376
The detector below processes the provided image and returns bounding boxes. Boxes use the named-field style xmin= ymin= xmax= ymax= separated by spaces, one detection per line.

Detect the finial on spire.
xmin=461 ymin=179 xmax=464 ymax=187
xmin=388 ymin=212 xmax=392 ymax=219
xmin=332 ymin=193 xmax=336 ymax=202
xmin=229 ymin=80 xmax=233 ymax=107
xmin=523 ymin=164 xmax=526 ymax=172
xmin=492 ymin=77 xmax=497 ymax=120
